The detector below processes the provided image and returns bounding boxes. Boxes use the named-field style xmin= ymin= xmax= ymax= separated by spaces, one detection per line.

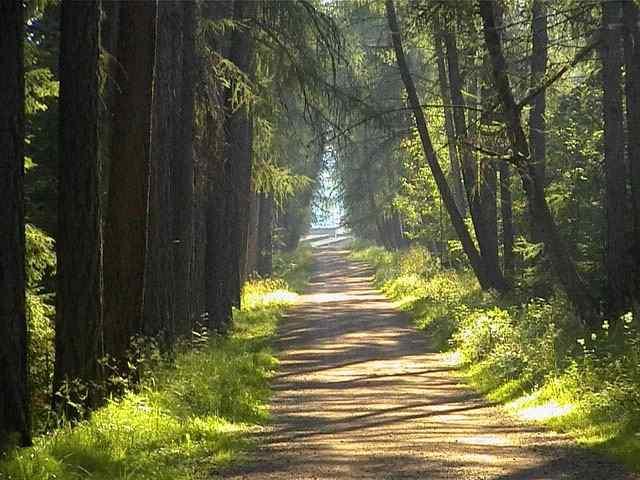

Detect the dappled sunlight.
xmin=260 ymin=289 xmax=300 ymax=305
xmin=301 ymin=291 xmax=384 ymax=304
xmin=223 ymin=245 xmax=636 ymax=480
xmin=517 ymin=401 xmax=575 ymax=422
xmin=456 ymin=434 xmax=511 ymax=446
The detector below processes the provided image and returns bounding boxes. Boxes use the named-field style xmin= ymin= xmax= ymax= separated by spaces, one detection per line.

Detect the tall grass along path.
xmin=222 ymin=243 xmax=638 ymax=480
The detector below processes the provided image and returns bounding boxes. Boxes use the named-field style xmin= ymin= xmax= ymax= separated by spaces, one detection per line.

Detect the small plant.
xmin=351 ymin=241 xmax=640 ymax=470
xmin=1 ymin=252 xmax=307 ymax=480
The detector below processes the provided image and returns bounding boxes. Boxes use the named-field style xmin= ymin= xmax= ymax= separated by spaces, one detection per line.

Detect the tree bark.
xmin=54 ymin=0 xmax=104 ymax=414
xmin=601 ymin=0 xmax=630 ymax=314
xmin=479 ymin=79 xmax=500 ymax=281
xmin=257 ymin=193 xmax=273 ymax=277
xmin=246 ymin=189 xmax=260 ymax=279
xmin=529 ymin=0 xmax=548 ymax=243
xmin=237 ymin=118 xmax=254 ymax=288
xmin=204 ymin=0 xmax=234 ymax=334
xmin=385 ymin=0 xmax=499 ymax=292
xmin=623 ymin=0 xmax=640 ymax=321
xmin=433 ymin=23 xmax=466 ymax=216
xmin=144 ymin=0 xmax=183 ymax=350
xmin=443 ymin=25 xmax=507 ymax=290
xmin=104 ymin=1 xmax=157 ymax=366
xmin=0 ymin=0 xmax=30 ymax=448
xmin=499 ymin=162 xmax=514 ymax=277
xmin=226 ymin=0 xmax=255 ymax=308
xmin=478 ymin=0 xmax=598 ymax=324
xmin=174 ymin=0 xmax=196 ymax=337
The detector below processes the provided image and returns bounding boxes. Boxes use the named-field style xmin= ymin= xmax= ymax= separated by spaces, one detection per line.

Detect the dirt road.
xmin=224 ymin=245 xmax=636 ymax=479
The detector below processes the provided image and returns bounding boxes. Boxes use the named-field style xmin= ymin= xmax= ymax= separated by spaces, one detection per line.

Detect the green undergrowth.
xmin=0 ymin=250 xmax=311 ymax=480
xmin=349 ymin=242 xmax=640 ymax=472
xmin=273 ymin=243 xmax=313 ymax=293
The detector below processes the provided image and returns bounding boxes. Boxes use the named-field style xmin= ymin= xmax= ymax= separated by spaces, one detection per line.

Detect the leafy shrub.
xmin=272 ymin=244 xmax=313 ymax=292
xmin=454 ymin=307 xmax=515 ymax=363
xmin=350 ymin=240 xmax=640 ymax=470
xmin=0 ymin=275 xmax=296 ymax=480
xmin=25 ymin=224 xmax=57 ymax=431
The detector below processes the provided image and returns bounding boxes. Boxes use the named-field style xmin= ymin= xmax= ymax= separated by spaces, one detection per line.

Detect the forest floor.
xmin=221 ymin=244 xmax=638 ymax=480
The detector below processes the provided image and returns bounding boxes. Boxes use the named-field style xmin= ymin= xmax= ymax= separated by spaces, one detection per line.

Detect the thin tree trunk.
xmin=226 ymin=0 xmax=255 ymax=307
xmin=529 ymin=0 xmax=548 ymax=243
xmin=104 ymin=1 xmax=157 ymax=366
xmin=257 ymin=193 xmax=273 ymax=277
xmin=237 ymin=119 xmax=254 ymax=288
xmin=479 ymin=78 xmax=500 ymax=279
xmin=99 ymin=0 xmax=119 ymax=202
xmin=443 ymin=25 xmax=507 ymax=290
xmin=433 ymin=21 xmax=466 ymax=216
xmin=623 ymin=1 xmax=640 ymax=321
xmin=479 ymin=0 xmax=598 ymax=324
xmin=0 ymin=0 xmax=30 ymax=447
xmin=205 ymin=124 xmax=233 ymax=333
xmin=246 ymin=189 xmax=260 ymax=278
xmin=193 ymin=150 xmax=208 ymax=330
xmin=499 ymin=162 xmax=514 ymax=277
xmin=144 ymin=0 xmax=183 ymax=349
xmin=202 ymin=0 xmax=234 ymax=334
xmin=54 ymin=0 xmax=104 ymax=414
xmin=601 ymin=0 xmax=630 ymax=314
xmin=174 ymin=0 xmax=196 ymax=337
xmin=386 ymin=0 xmax=499 ymax=291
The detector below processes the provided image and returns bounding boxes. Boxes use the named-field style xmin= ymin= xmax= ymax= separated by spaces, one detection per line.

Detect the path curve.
xmin=223 ymin=245 xmax=637 ymax=479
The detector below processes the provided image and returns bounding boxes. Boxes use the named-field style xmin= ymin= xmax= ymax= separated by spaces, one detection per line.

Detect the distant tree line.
xmin=334 ymin=0 xmax=640 ymax=329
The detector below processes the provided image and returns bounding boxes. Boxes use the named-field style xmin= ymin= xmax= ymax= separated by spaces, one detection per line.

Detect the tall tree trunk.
xmin=257 ymin=193 xmax=273 ymax=277
xmin=99 ymin=0 xmax=119 ymax=202
xmin=54 ymin=0 xmax=104 ymax=414
xmin=192 ymin=150 xmax=208 ymax=330
xmin=443 ymin=25 xmax=507 ymax=290
xmin=174 ymin=0 xmax=196 ymax=337
xmin=479 ymin=79 xmax=500 ymax=279
xmin=104 ymin=1 xmax=157 ymax=367
xmin=601 ymin=0 xmax=630 ymax=314
xmin=144 ymin=0 xmax=183 ymax=350
xmin=205 ymin=133 xmax=233 ymax=333
xmin=623 ymin=1 xmax=640 ymax=321
xmin=0 ymin=0 xmax=30 ymax=447
xmin=386 ymin=0 xmax=501 ymax=292
xmin=478 ymin=0 xmax=598 ymax=324
xmin=204 ymin=0 xmax=234 ymax=334
xmin=237 ymin=120 xmax=254 ymax=288
xmin=433 ymin=22 xmax=466 ymax=216
xmin=246 ymin=189 xmax=260 ymax=279
xmin=529 ymin=0 xmax=548 ymax=243
xmin=499 ymin=162 xmax=514 ymax=277
xmin=226 ymin=0 xmax=255 ymax=308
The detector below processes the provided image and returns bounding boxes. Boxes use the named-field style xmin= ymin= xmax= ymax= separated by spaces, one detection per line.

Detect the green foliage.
xmin=273 ymin=244 xmax=314 ymax=293
xmin=0 ymin=278 xmax=299 ymax=480
xmin=352 ymin=242 xmax=640 ymax=472
xmin=25 ymin=225 xmax=56 ymax=431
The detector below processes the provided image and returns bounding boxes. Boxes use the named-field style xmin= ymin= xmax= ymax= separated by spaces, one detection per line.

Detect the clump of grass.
xmin=273 ymin=244 xmax=313 ymax=293
xmin=351 ymin=242 xmax=640 ymax=473
xmin=0 ymin=274 xmax=303 ymax=480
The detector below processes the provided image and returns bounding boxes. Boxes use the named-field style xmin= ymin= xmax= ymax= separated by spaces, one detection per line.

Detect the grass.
xmin=0 ymin=249 xmax=312 ymax=480
xmin=349 ymin=241 xmax=640 ymax=473
xmin=272 ymin=244 xmax=314 ymax=293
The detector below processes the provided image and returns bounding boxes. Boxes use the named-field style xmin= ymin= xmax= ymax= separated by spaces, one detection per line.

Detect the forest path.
xmin=222 ymin=245 xmax=636 ymax=480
